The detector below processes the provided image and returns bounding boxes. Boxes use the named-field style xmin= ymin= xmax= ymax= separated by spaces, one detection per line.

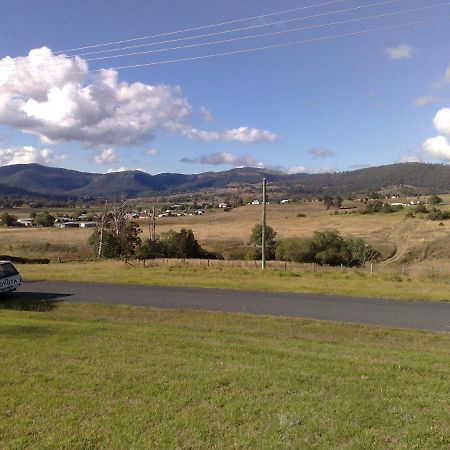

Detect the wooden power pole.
xmin=261 ymin=178 xmax=267 ymax=270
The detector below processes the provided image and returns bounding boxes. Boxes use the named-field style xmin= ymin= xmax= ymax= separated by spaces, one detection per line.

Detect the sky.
xmin=0 ymin=0 xmax=450 ymax=175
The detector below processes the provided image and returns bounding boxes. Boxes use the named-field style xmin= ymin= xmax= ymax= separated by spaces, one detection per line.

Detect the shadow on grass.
xmin=0 ymin=291 xmax=72 ymax=312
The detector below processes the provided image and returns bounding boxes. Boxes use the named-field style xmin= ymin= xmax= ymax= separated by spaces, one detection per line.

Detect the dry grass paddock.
xmin=1 ymin=202 xmax=450 ymax=265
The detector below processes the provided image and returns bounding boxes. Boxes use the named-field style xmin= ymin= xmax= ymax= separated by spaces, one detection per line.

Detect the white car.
xmin=0 ymin=261 xmax=21 ymax=294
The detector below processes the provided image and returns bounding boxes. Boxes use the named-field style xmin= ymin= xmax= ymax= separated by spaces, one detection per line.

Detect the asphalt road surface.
xmin=8 ymin=281 xmax=450 ymax=332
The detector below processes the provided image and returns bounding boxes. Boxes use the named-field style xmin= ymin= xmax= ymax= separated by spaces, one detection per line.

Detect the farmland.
xmin=2 ymin=199 xmax=450 ymax=266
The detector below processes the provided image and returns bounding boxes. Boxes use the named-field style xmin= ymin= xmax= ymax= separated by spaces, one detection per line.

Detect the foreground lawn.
xmin=19 ymin=261 xmax=450 ymax=302
xmin=0 ymin=301 xmax=449 ymax=448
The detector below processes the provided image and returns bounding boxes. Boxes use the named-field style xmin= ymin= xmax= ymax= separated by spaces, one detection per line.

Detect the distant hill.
xmin=0 ymin=162 xmax=449 ymax=200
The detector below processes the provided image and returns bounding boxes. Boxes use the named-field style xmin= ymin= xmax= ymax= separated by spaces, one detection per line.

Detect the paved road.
xmin=7 ymin=281 xmax=450 ymax=332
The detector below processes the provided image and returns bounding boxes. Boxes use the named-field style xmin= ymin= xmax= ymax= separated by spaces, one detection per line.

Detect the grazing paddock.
xmin=1 ymin=202 xmax=450 ymax=264
xmin=0 ymin=227 xmax=92 ymax=261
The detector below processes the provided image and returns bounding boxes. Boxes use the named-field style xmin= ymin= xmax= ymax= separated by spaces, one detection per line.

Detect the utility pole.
xmin=151 ymin=205 xmax=156 ymax=242
xmin=261 ymin=178 xmax=267 ymax=271
xmin=97 ymin=200 xmax=108 ymax=259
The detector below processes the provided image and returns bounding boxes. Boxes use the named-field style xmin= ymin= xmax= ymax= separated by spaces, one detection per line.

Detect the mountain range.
xmin=0 ymin=162 xmax=449 ymax=200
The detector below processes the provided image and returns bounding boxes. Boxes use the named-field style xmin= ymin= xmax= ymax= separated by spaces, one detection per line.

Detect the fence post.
xmin=370 ymin=263 xmax=373 ymax=275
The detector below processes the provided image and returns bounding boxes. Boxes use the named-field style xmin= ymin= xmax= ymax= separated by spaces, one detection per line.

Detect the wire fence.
xmin=136 ymin=258 xmax=450 ymax=279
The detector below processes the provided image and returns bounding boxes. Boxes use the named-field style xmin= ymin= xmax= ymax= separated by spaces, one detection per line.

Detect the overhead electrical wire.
xmin=58 ymin=15 xmax=450 ymax=75
xmin=0 ymin=1 xmax=447 ymax=75
xmin=72 ymin=0 xmax=406 ymax=58
xmin=76 ymin=2 xmax=450 ymax=64
xmin=0 ymin=0 xmax=425 ymax=71
xmin=54 ymin=0 xmax=353 ymax=54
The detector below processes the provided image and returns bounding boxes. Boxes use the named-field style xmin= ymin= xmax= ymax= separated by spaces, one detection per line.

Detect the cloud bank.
xmin=0 ymin=47 xmax=279 ymax=149
xmin=422 ymin=108 xmax=450 ymax=160
xmin=0 ymin=145 xmax=66 ymax=166
xmin=181 ymin=151 xmax=263 ymax=167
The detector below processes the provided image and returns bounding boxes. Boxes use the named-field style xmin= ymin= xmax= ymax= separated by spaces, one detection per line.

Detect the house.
xmin=79 ymin=221 xmax=97 ymax=228
xmin=17 ymin=218 xmax=34 ymax=227
xmin=54 ymin=221 xmax=79 ymax=228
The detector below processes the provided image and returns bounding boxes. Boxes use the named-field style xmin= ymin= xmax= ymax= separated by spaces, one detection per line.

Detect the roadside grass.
xmin=0 ymin=302 xmax=448 ymax=449
xmin=18 ymin=261 xmax=450 ymax=302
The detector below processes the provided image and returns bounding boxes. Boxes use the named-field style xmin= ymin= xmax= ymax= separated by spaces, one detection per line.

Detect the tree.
xmin=249 ymin=224 xmax=277 ymax=259
xmin=0 ymin=213 xmax=17 ymax=227
xmin=428 ymin=195 xmax=443 ymax=205
xmin=249 ymin=224 xmax=277 ymax=246
xmin=89 ymin=198 xmax=142 ymax=258
xmin=34 ymin=212 xmax=56 ymax=227
xmin=323 ymin=195 xmax=334 ymax=210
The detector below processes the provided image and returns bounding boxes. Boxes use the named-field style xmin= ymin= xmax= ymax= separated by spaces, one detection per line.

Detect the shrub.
xmin=34 ymin=212 xmax=56 ymax=227
xmin=429 ymin=194 xmax=443 ymax=205
xmin=276 ymin=230 xmax=378 ymax=267
xmin=427 ymin=208 xmax=450 ymax=221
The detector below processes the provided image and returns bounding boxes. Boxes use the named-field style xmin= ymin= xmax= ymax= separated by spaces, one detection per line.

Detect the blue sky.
xmin=0 ymin=0 xmax=450 ymax=175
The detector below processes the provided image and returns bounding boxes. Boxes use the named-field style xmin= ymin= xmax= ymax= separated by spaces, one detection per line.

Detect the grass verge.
xmin=18 ymin=261 xmax=450 ymax=302
xmin=0 ymin=301 xmax=449 ymax=449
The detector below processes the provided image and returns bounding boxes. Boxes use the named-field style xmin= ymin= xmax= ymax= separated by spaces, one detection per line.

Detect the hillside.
xmin=0 ymin=162 xmax=449 ymax=199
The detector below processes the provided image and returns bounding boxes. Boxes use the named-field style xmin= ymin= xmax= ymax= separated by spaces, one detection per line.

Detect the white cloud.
xmin=396 ymin=155 xmax=421 ymax=163
xmin=145 ymin=148 xmax=158 ymax=156
xmin=385 ymin=44 xmax=414 ymax=60
xmin=423 ymin=136 xmax=450 ymax=161
xmin=413 ymin=96 xmax=440 ymax=107
xmin=0 ymin=145 xmax=66 ymax=166
xmin=422 ymin=107 xmax=450 ymax=161
xmin=433 ymin=108 xmax=450 ymax=135
xmin=106 ymin=167 xmax=145 ymax=173
xmin=182 ymin=151 xmax=263 ymax=167
xmin=184 ymin=126 xmax=279 ymax=144
xmin=94 ymin=148 xmax=118 ymax=164
xmin=0 ymin=47 xmax=279 ymax=149
xmin=199 ymin=107 xmax=214 ymax=123
xmin=287 ymin=165 xmax=329 ymax=174
xmin=309 ymin=147 xmax=335 ymax=158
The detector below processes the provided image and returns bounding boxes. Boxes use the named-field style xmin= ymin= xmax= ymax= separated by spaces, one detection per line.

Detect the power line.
xmin=0 ymin=9 xmax=447 ymax=76
xmin=55 ymin=0 xmax=352 ymax=54
xmin=0 ymin=0 xmax=415 ymax=71
xmin=78 ymin=3 xmax=450 ymax=64
xmin=80 ymin=15 xmax=450 ymax=74
xmin=69 ymin=0 xmax=407 ymax=58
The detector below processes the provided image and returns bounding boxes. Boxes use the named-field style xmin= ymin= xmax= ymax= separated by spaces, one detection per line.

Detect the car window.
xmin=0 ymin=263 xmax=19 ymax=278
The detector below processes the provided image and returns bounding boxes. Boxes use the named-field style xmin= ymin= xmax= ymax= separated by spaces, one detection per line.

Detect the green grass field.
xmin=0 ymin=302 xmax=448 ymax=449
xmin=18 ymin=261 xmax=450 ymax=302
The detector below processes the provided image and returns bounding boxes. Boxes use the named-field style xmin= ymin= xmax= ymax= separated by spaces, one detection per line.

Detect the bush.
xmin=429 ymin=194 xmax=443 ymax=205
xmin=427 ymin=208 xmax=450 ymax=221
xmin=0 ymin=213 xmax=17 ymax=227
xmin=275 ymin=239 xmax=315 ymax=263
xmin=34 ymin=212 xmax=56 ymax=227
xmin=276 ymin=230 xmax=378 ymax=267
xmin=138 ymin=229 xmax=221 ymax=260
xmin=89 ymin=222 xmax=142 ymax=258
xmin=415 ymin=204 xmax=428 ymax=214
